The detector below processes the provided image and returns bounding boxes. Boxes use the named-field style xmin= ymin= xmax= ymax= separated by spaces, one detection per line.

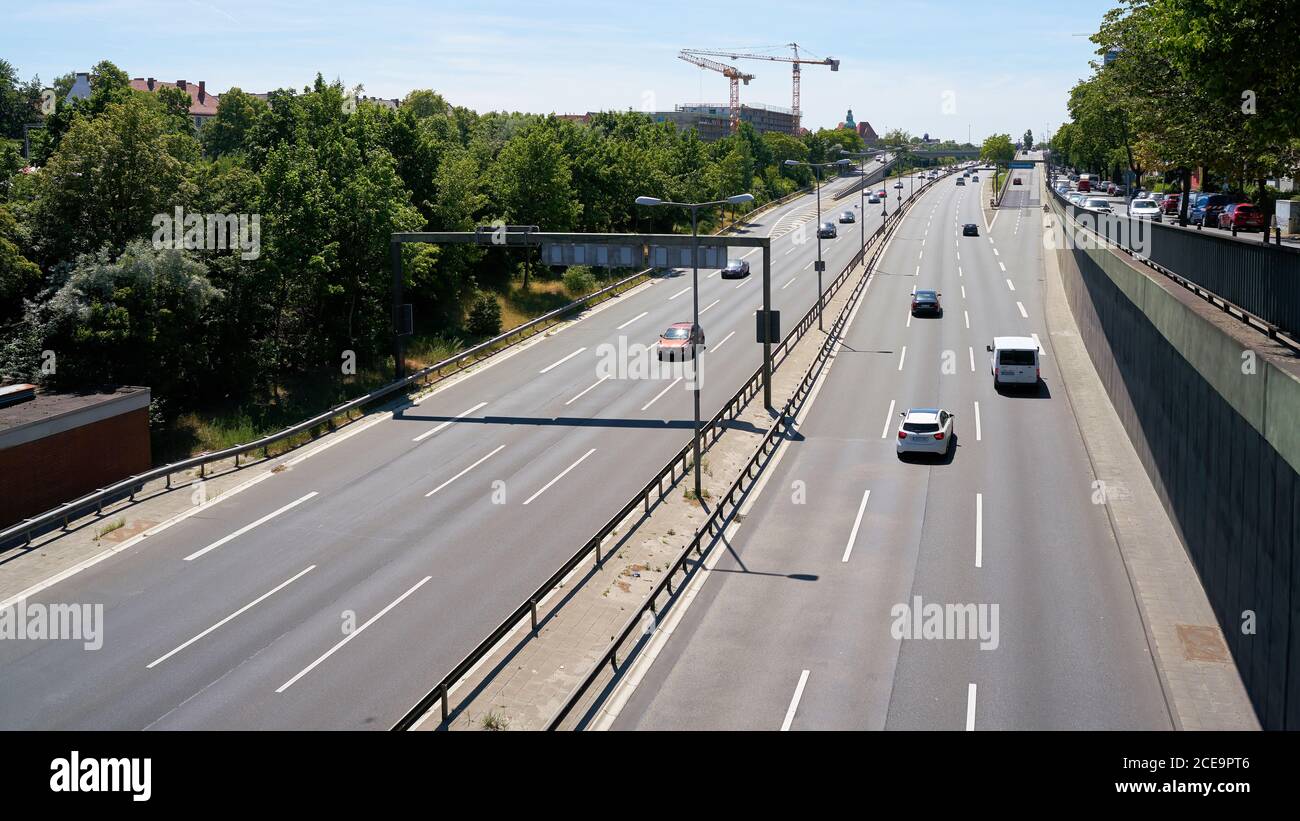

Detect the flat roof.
xmin=993 ymin=336 xmax=1039 ymax=349
xmin=0 ymin=386 xmax=149 ymax=435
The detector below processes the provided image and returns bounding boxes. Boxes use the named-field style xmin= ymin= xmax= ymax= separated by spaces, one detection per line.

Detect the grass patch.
xmin=93 ymin=517 xmax=126 ymax=541
xmin=481 ymin=710 xmax=510 ymax=731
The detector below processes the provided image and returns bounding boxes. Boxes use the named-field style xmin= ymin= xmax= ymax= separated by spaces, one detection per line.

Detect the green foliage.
xmin=201 ymin=87 xmax=267 ymax=157
xmin=980 ymin=134 xmax=1015 ymax=167
xmin=464 ymin=290 xmax=502 ymax=337
xmin=562 ymin=265 xmax=597 ymax=297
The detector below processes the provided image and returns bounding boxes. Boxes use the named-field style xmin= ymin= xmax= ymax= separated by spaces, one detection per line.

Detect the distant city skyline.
xmin=3 ymin=0 xmax=1116 ymax=141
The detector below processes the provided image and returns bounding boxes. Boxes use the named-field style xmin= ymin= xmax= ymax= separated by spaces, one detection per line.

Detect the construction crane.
xmin=680 ymin=44 xmax=838 ymax=133
xmin=677 ymin=51 xmax=754 ymax=134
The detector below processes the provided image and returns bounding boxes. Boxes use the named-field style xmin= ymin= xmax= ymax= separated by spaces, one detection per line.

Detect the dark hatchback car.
xmin=962 ymin=223 xmax=979 ymax=236
xmin=817 ymin=221 xmax=837 ymax=239
xmin=1191 ymin=193 xmax=1231 ymax=226
xmin=911 ymin=289 xmax=942 ymax=316
xmin=720 ymin=258 xmax=750 ymax=279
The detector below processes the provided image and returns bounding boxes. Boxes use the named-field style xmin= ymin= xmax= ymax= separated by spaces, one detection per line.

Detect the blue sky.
xmin=4 ymin=0 xmax=1118 ymax=141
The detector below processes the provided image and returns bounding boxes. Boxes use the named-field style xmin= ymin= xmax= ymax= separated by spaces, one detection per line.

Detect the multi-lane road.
xmin=0 ymin=157 xmax=941 ymax=729
xmin=607 ymin=165 xmax=1174 ymax=730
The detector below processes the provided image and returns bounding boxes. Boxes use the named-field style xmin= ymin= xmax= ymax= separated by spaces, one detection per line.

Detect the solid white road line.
xmin=735 ymin=278 xmax=750 ymax=289
xmin=958 ymin=266 xmax=963 ymax=277
xmin=412 ymin=401 xmax=489 ymax=442
xmin=276 ymin=575 xmax=432 ymax=693
xmin=897 ymin=346 xmax=907 ymax=371
xmin=881 ymin=399 xmax=896 ymax=439
xmin=523 ymin=448 xmax=597 ymax=505
xmin=974 ymin=401 xmax=982 ymax=441
xmin=713 ymin=330 xmax=737 ymax=352
xmin=966 ymin=683 xmax=978 ymax=731
xmin=975 ymin=492 xmax=984 ymax=568
xmin=641 ymin=376 xmax=682 ymax=410
xmin=426 ymin=445 xmax=505 ymax=497
xmin=184 ymin=492 xmax=318 ymax=562
xmin=669 ymin=286 xmax=691 ymax=300
xmin=841 ymin=489 xmax=871 ymax=563
xmin=147 ymin=565 xmax=316 ymax=668
xmin=538 ymin=348 xmax=587 ymax=375
xmin=566 ymin=375 xmax=611 ymax=406
xmin=1017 ymin=301 xmax=1029 ymax=318
xmin=781 ymin=669 xmax=810 ymax=731
xmin=781 ymin=278 xmax=795 ymax=290
xmin=700 ymin=298 xmax=720 ymax=314
xmin=906 ymin=312 xmax=912 ymax=328
xmin=617 ymin=311 xmax=648 ymax=330
xmin=1032 ymin=332 xmax=1044 ymax=355
xmin=1006 ymin=279 xmax=1015 ymax=291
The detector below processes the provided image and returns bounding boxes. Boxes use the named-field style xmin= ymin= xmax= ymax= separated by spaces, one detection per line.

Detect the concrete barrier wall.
xmin=1051 ymin=207 xmax=1300 ymax=729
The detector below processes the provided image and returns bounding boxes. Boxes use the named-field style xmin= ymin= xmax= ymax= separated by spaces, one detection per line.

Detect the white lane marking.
xmin=1006 ymin=279 xmax=1015 ymax=291
xmin=412 ymin=401 xmax=489 ymax=442
xmin=617 ymin=311 xmax=648 ymax=330
xmin=1032 ymin=333 xmax=1044 ymax=355
xmin=961 ymin=285 xmax=966 ymax=299
xmin=785 ymin=245 xmax=799 ymax=256
xmin=993 ymin=248 xmax=999 ymax=256
xmin=781 ymin=277 xmax=795 ymax=290
xmin=988 ymin=236 xmax=995 ymax=245
xmin=706 ymin=270 xmax=719 ymax=279
xmin=1016 ymin=301 xmax=1029 ymax=318
xmin=700 ymin=298 xmax=720 ymax=314
xmin=184 ymin=492 xmax=318 ymax=562
xmin=669 ymin=286 xmax=691 ymax=300
xmin=538 ymin=348 xmax=587 ymax=374
xmin=426 ymin=445 xmax=505 ymax=497
xmin=641 ymin=376 xmax=682 ymax=411
xmin=897 ymin=346 xmax=907 ymax=371
xmin=958 ymin=266 xmax=962 ymax=277
xmin=974 ymin=401 xmax=982 ymax=441
xmin=741 ymin=248 xmax=758 ymax=259
xmin=969 ymin=346 xmax=975 ymax=372
xmin=975 ymin=492 xmax=984 ymax=568
xmin=998 ymin=261 xmax=1006 ymax=272
xmin=713 ymin=330 xmax=737 ymax=352
xmin=918 ymin=249 xmax=924 ymax=259
xmin=803 ymin=260 xmax=814 ymax=271
xmin=964 ymin=310 xmax=970 ymax=329
xmin=841 ymin=489 xmax=871 ymax=563
xmin=881 ymin=399 xmax=896 ymax=439
xmin=276 ymin=575 xmax=432 ymax=693
xmin=523 ymin=448 xmax=597 ymax=505
xmin=735 ymin=277 xmax=750 ymax=289
xmin=966 ymin=683 xmax=977 ymax=731
xmin=906 ymin=311 xmax=912 ymax=328
xmin=781 ymin=669 xmax=811 ymax=731
xmin=914 ymin=265 xmax=920 ymax=275
xmin=147 ymin=565 xmax=316 ymax=668
xmin=566 ymin=375 xmax=611 ymax=406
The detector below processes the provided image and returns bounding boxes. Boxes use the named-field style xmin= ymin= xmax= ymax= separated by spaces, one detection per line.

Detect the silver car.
xmin=1128 ymin=199 xmax=1162 ymax=221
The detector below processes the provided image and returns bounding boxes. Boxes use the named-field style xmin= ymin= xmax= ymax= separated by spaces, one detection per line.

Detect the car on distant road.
xmin=720 ymin=258 xmax=750 ymax=279
xmin=1067 ymin=192 xmax=1084 ymax=205
xmin=987 ymin=336 xmax=1041 ymax=389
xmin=1082 ymin=197 xmax=1113 ymax=214
xmin=1159 ymin=193 xmax=1181 ymax=215
xmin=817 ymin=221 xmax=838 ymax=238
xmin=910 ymin=288 xmax=942 ymax=316
xmin=1217 ymin=202 xmax=1266 ymax=232
xmin=868 ymin=193 xmax=880 ymax=203
xmin=972 ymin=175 xmax=979 ymax=182
xmin=1128 ymin=199 xmax=1162 ymax=221
xmin=962 ymin=223 xmax=979 ymax=236
xmin=657 ymin=322 xmax=704 ymax=360
xmin=838 ymin=210 xmax=856 ymax=223
xmin=896 ymin=408 xmax=955 ymax=458
xmin=876 ymin=189 xmax=887 ymax=198
xmin=1013 ymin=177 xmax=1023 ymax=185
xmin=894 ymin=181 xmax=904 ymax=189
xmin=1190 ymin=193 xmax=1232 ymax=227
xmin=956 ymin=177 xmax=965 ymax=186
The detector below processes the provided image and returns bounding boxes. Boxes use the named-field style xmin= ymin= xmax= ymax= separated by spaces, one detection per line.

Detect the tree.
xmin=201 ymin=88 xmax=268 ymax=158
xmin=1023 ymin=129 xmax=1034 ymax=150
xmin=0 ymin=204 xmax=40 ymax=319
xmin=980 ymin=133 xmax=1015 ymax=167
xmin=487 ymin=119 xmax=582 ymax=230
xmin=0 ymin=59 xmax=43 ymax=140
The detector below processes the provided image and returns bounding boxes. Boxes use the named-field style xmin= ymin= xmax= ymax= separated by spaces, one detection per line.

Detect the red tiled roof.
xmin=129 ymin=78 xmax=220 ymax=117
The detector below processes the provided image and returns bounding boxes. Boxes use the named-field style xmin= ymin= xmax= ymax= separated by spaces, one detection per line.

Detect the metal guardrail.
xmin=2 ymin=186 xmax=830 ymax=551
xmin=390 ymin=169 xmax=951 ymax=731
xmin=1047 ymin=185 xmax=1300 ymax=342
xmin=544 ymin=170 xmax=926 ymax=731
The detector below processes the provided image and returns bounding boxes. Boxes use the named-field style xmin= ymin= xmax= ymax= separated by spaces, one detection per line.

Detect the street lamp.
xmin=634 ymin=191 xmax=754 ymax=504
xmin=784 ymin=156 xmax=852 ymax=330
xmin=839 ymin=149 xmax=877 ymax=262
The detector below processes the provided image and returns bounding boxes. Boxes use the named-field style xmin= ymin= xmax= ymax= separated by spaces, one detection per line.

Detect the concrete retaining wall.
xmin=1051 ymin=204 xmax=1300 ymax=729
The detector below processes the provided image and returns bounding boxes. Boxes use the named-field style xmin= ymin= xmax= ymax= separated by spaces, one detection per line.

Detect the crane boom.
xmin=677 ymin=51 xmax=755 ymax=134
xmin=682 ymin=43 xmax=838 ymax=133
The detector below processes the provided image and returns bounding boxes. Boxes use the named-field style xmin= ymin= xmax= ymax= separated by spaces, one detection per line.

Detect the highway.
xmin=0 ymin=157 xmax=936 ymax=730
xmin=608 ymin=165 xmax=1174 ymax=730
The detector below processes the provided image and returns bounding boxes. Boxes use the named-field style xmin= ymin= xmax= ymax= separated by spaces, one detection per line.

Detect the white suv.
xmin=896 ymin=408 xmax=955 ymax=457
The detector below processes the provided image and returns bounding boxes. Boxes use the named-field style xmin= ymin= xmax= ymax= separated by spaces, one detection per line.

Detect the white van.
xmin=987 ymin=336 xmax=1040 ymax=388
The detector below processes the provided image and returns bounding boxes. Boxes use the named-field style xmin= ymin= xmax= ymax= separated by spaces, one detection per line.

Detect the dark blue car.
xmin=1190 ymin=193 xmax=1231 ymax=227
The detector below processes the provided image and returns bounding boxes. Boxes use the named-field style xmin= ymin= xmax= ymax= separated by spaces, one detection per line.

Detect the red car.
xmin=1217 ymin=203 xmax=1266 ymax=232
xmin=657 ymin=322 xmax=705 ymax=360
xmin=1159 ymin=193 xmax=1181 ymax=215
xmin=875 ymin=189 xmax=887 ymax=199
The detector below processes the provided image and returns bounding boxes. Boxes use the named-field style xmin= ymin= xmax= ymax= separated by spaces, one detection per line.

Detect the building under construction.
xmin=652 ymin=102 xmax=798 ymax=141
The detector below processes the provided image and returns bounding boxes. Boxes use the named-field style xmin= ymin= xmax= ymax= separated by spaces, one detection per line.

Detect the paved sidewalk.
xmin=1040 ymin=205 xmax=1259 ymax=730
